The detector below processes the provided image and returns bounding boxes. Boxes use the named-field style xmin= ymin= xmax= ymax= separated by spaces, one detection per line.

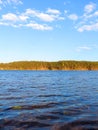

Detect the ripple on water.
xmin=0 ymin=70 xmax=98 ymax=129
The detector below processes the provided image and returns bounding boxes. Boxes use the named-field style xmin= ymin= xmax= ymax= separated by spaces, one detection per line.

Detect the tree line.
xmin=0 ymin=61 xmax=98 ymax=70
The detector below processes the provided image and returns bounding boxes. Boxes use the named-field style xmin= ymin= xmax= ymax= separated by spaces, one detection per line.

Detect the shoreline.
xmin=0 ymin=60 xmax=98 ymax=70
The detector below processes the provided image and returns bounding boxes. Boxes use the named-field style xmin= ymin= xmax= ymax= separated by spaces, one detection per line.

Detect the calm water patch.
xmin=0 ymin=70 xmax=98 ymax=129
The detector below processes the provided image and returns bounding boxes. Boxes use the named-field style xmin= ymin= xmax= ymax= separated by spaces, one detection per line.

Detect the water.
xmin=0 ymin=70 xmax=98 ymax=130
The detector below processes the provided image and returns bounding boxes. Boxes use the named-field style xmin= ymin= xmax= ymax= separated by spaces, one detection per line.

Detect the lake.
xmin=0 ymin=70 xmax=98 ymax=130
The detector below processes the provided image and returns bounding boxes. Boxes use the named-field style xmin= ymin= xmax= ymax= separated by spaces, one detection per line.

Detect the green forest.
xmin=0 ymin=61 xmax=98 ymax=70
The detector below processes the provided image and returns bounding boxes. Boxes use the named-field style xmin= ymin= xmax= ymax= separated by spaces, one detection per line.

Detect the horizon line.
xmin=0 ymin=59 xmax=98 ymax=64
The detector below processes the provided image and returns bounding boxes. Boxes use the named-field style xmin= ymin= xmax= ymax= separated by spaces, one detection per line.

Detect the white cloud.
xmin=0 ymin=0 xmax=22 ymax=6
xmin=79 ymin=46 xmax=91 ymax=50
xmin=68 ymin=14 xmax=78 ymax=20
xmin=0 ymin=21 xmax=9 ymax=26
xmin=2 ymin=13 xmax=18 ymax=22
xmin=25 ymin=9 xmax=37 ymax=17
xmin=94 ymin=11 xmax=98 ymax=16
xmin=2 ymin=12 xmax=29 ymax=22
xmin=25 ymin=8 xmax=63 ymax=22
xmin=77 ymin=22 xmax=98 ymax=32
xmin=0 ymin=17 xmax=53 ymax=30
xmin=36 ymin=12 xmax=55 ymax=22
xmin=0 ymin=10 xmax=55 ymax=30
xmin=0 ymin=6 xmax=63 ymax=30
xmin=70 ymin=2 xmax=98 ymax=32
xmin=19 ymin=15 xmax=28 ymax=21
xmin=25 ymin=9 xmax=54 ymax=22
xmin=47 ymin=8 xmax=60 ymax=15
xmin=6 ymin=0 xmax=22 ymax=4
xmin=84 ymin=3 xmax=96 ymax=13
xmin=76 ymin=44 xmax=98 ymax=52
xmin=1 ymin=1 xmax=98 ymax=33
xmin=10 ymin=0 xmax=22 ymax=4
xmin=0 ymin=21 xmax=21 ymax=27
xmin=26 ymin=23 xmax=53 ymax=30
xmin=77 ymin=46 xmax=91 ymax=52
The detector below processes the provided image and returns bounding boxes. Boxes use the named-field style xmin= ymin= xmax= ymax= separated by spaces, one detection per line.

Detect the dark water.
xmin=0 ymin=70 xmax=98 ymax=130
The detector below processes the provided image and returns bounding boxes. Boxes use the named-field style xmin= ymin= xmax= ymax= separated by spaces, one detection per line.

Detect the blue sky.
xmin=0 ymin=0 xmax=98 ymax=62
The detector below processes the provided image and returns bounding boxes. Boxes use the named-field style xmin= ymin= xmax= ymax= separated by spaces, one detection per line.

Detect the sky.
xmin=0 ymin=0 xmax=98 ymax=62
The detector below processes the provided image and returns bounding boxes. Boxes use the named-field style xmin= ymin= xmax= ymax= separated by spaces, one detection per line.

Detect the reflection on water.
xmin=0 ymin=70 xmax=98 ymax=129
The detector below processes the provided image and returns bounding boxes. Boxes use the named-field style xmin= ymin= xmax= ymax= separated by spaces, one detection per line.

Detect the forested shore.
xmin=0 ymin=61 xmax=98 ymax=70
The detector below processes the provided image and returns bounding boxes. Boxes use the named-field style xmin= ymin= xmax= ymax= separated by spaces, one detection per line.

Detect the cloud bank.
xmin=0 ymin=1 xmax=98 ymax=32
xmin=0 ymin=0 xmax=22 ymax=5
xmin=74 ymin=2 xmax=98 ymax=32
xmin=0 ymin=3 xmax=64 ymax=30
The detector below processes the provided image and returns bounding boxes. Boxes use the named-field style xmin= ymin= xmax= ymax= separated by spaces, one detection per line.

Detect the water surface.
xmin=0 ymin=70 xmax=98 ymax=130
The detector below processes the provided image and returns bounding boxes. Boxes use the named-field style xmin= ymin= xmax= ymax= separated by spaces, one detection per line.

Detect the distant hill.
xmin=0 ymin=61 xmax=98 ymax=70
